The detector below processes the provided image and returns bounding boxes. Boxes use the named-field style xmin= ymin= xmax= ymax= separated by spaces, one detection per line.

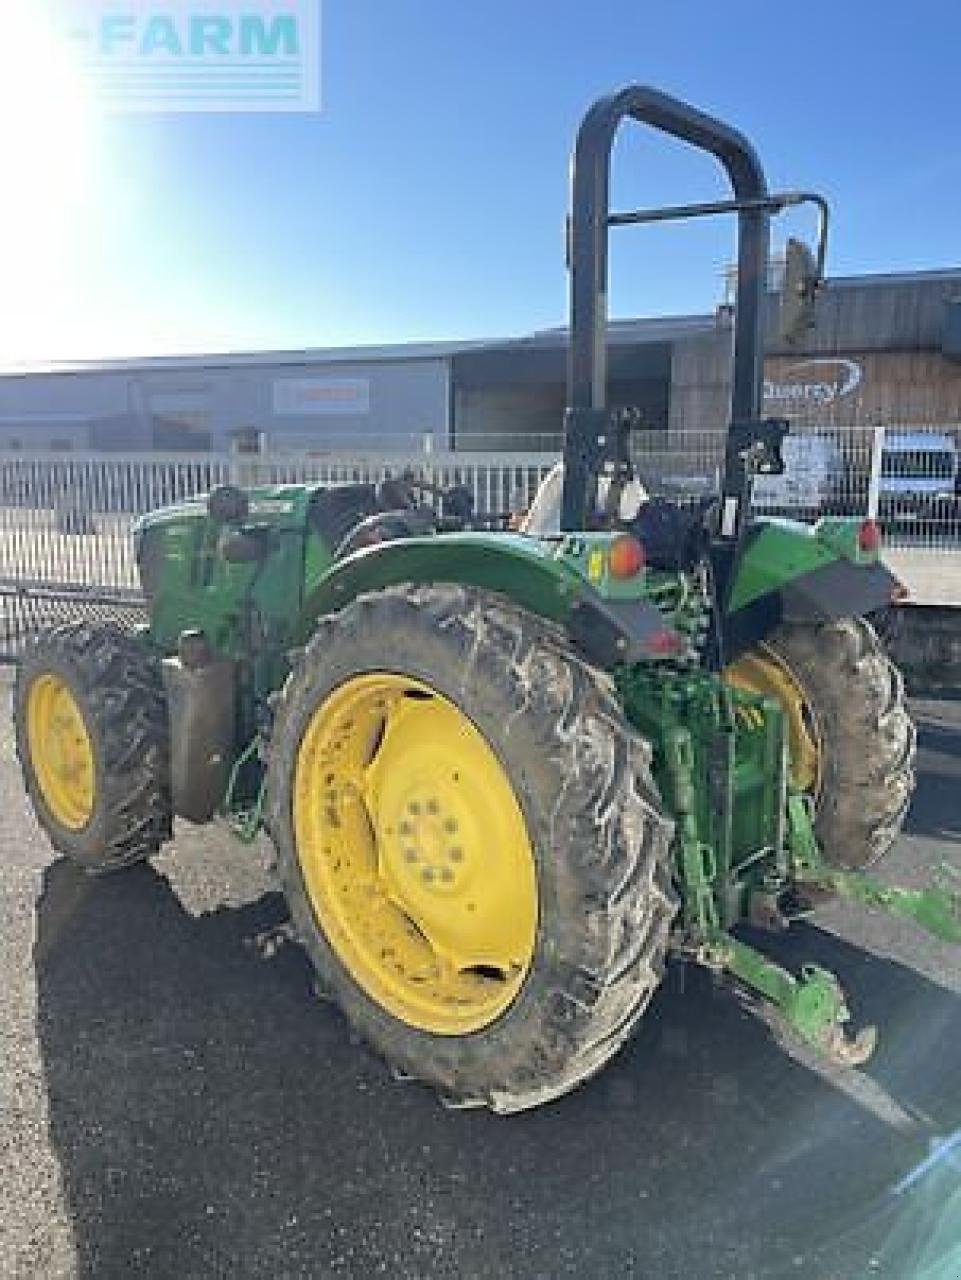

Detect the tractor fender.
xmin=722 ymin=519 xmax=902 ymax=661
xmin=296 ymin=532 xmax=674 ymax=669
xmin=779 ymin=558 xmax=901 ymax=622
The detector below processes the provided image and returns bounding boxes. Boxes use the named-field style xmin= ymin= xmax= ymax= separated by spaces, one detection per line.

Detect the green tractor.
xmin=15 ymin=86 xmax=959 ymax=1112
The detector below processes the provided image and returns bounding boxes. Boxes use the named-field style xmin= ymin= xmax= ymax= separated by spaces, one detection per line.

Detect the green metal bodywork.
xmin=135 ymin=484 xmax=880 ymax=664
xmin=726 ymin=516 xmax=880 ymax=613
xmin=616 ymin=666 xmax=788 ymax=932
xmin=303 ymin=533 xmax=586 ymax=640
xmin=137 ymin=490 xmax=616 ymax=653
xmin=136 ymin=488 xmax=316 ymax=664
xmin=131 ymin=481 xmax=960 ymax=1064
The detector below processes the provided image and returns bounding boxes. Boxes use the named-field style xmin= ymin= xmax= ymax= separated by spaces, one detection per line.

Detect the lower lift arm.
xmin=667 ymin=730 xmax=961 ymax=1066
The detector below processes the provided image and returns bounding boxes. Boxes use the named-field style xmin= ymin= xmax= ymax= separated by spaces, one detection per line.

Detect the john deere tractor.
xmin=16 ymin=87 xmax=959 ymax=1112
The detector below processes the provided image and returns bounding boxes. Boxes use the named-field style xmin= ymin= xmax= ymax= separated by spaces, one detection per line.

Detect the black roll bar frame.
xmin=561 ymin=85 xmax=773 ymax=530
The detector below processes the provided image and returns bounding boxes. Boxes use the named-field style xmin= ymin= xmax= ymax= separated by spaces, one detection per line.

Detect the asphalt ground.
xmin=1 ymin=674 xmax=960 ymax=1280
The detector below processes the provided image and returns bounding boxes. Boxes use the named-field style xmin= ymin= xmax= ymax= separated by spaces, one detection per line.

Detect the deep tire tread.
xmin=267 ymin=584 xmax=677 ymax=1113
xmin=765 ymin=617 xmax=916 ymax=869
xmin=14 ymin=622 xmax=172 ymax=873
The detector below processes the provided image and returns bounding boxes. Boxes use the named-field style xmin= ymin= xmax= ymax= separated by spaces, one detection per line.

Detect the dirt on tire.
xmin=15 ymin=622 xmax=172 ymax=872
xmin=763 ymin=616 xmax=916 ymax=869
xmin=266 ymin=584 xmax=678 ymax=1112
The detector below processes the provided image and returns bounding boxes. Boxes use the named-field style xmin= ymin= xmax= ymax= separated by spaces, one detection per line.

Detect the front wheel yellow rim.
xmin=25 ymin=673 xmax=95 ymax=830
xmin=292 ymin=673 xmax=538 ymax=1035
xmin=724 ymin=646 xmax=823 ymax=796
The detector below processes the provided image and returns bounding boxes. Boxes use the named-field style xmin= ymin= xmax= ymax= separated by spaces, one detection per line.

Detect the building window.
xmin=151 ymin=413 xmax=211 ymax=451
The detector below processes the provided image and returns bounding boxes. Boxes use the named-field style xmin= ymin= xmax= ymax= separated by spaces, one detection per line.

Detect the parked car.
xmin=878 ymin=430 xmax=960 ymax=537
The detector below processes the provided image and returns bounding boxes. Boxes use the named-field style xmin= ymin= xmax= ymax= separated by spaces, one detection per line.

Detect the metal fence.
xmin=0 ymin=449 xmax=557 ymax=657
xmin=630 ymin=424 xmax=961 ymax=548
xmin=0 ymin=449 xmax=556 ymax=593
xmin=0 ymin=426 xmax=957 ymax=656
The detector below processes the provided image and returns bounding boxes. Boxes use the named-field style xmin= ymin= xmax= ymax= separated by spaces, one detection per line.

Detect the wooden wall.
xmin=763 ymin=351 xmax=961 ymax=429
xmin=668 ymin=288 xmax=961 ymax=437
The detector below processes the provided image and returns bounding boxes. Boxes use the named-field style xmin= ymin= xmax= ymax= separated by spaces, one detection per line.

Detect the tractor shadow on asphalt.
xmin=34 ymin=858 xmax=961 ymax=1279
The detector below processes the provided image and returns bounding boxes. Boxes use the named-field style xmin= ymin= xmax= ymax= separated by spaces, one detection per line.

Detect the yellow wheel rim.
xmin=25 ymin=673 xmax=95 ymax=830
xmin=724 ymin=646 xmax=822 ymax=796
xmin=293 ymin=673 xmax=539 ymax=1035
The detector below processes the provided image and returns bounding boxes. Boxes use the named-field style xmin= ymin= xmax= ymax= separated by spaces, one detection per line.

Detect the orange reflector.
xmin=608 ymin=535 xmax=646 ymax=578
xmin=858 ymin=519 xmax=881 ymax=553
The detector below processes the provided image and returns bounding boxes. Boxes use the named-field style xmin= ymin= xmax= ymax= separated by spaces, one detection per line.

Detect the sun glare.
xmin=0 ymin=6 xmax=105 ymax=363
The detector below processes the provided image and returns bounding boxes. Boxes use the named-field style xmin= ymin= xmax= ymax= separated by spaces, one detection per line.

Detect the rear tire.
xmin=15 ymin=622 xmax=172 ymax=872
xmin=761 ymin=617 xmax=915 ymax=868
xmin=267 ymin=584 xmax=677 ymax=1112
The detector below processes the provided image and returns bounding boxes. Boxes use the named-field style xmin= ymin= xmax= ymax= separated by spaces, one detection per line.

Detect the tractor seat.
xmin=309 ymin=482 xmax=439 ymax=560
xmin=628 ymin=496 xmax=714 ymax=571
xmin=308 ymin=484 xmax=380 ymax=550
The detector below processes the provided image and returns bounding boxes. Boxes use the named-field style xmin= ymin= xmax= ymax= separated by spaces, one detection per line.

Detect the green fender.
xmin=724 ymin=517 xmax=901 ymax=658
xmin=296 ymin=531 xmax=675 ymax=666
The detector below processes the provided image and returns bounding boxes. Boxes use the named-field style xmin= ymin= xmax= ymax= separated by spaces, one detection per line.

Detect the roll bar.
xmin=561 ymin=85 xmax=772 ymax=529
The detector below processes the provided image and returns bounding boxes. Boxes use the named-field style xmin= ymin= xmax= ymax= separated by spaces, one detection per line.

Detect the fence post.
xmin=867 ymin=425 xmax=885 ymax=518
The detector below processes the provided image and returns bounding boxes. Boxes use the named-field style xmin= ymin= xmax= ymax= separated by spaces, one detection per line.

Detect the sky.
xmin=2 ymin=0 xmax=960 ymax=364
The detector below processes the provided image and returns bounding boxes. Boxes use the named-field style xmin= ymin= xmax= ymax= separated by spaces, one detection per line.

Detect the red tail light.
xmin=858 ymin=519 xmax=881 ymax=553
xmin=643 ymin=628 xmax=685 ymax=657
xmin=608 ymin=535 xmax=646 ymax=578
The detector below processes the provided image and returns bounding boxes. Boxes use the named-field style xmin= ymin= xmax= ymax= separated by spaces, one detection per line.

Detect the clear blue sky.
xmin=4 ymin=0 xmax=961 ymax=361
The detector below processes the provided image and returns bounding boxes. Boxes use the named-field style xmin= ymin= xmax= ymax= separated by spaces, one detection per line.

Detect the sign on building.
xmin=763 ymin=352 xmax=961 ymax=426
xmin=272 ymin=377 xmax=371 ymax=416
xmin=764 ymin=358 xmax=863 ymax=409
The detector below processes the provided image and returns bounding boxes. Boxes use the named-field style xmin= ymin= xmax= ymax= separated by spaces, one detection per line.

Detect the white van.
xmin=878 ymin=430 xmax=960 ymax=533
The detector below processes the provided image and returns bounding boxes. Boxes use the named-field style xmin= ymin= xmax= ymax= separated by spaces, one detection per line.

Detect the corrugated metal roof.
xmin=3 ymin=268 xmax=959 ymax=379
xmin=0 ymin=338 xmax=491 ymax=380
xmin=825 ymin=267 xmax=961 ymax=288
xmin=765 ymin=271 xmax=961 ymax=355
xmin=497 ymin=313 xmax=723 ymax=349
xmin=0 ymin=315 xmax=723 ymax=379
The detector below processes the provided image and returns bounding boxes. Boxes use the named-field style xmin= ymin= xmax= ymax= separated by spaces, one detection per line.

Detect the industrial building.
xmin=1 ymin=267 xmax=960 ymax=455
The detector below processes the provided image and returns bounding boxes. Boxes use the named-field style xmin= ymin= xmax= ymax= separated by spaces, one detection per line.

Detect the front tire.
xmin=267 ymin=585 xmax=677 ymax=1112
xmin=15 ymin=622 xmax=173 ymax=872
